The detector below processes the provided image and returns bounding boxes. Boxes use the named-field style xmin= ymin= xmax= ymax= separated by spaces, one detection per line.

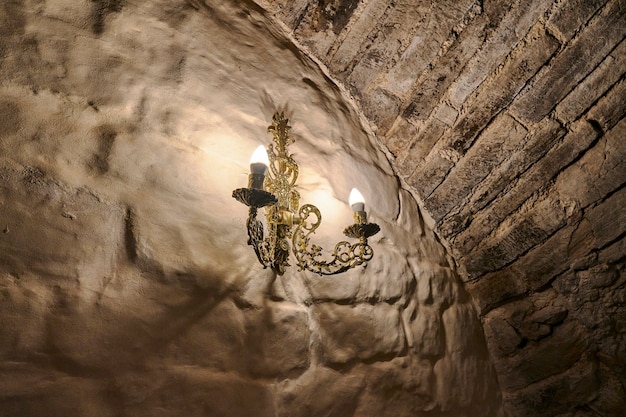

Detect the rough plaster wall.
xmin=0 ymin=1 xmax=503 ymax=416
xmin=257 ymin=0 xmax=626 ymax=416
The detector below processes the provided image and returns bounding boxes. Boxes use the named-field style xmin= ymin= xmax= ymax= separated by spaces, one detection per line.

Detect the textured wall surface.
xmin=0 ymin=1 xmax=503 ymax=416
xmin=257 ymin=0 xmax=626 ymax=416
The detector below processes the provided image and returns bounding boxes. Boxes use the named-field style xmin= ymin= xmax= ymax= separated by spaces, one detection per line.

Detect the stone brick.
xmin=503 ymin=358 xmax=599 ymax=417
xmin=432 ymin=102 xmax=459 ymax=127
xmin=410 ymin=24 xmax=559 ymax=203
xmin=346 ymin=0 xmax=430 ymax=93
xmin=517 ymin=322 xmax=551 ymax=341
xmin=384 ymin=116 xmax=420 ymax=158
xmin=586 ymin=186 xmax=626 ymax=250
xmin=509 ymin=196 xmax=623 ymax=294
xmin=402 ymin=11 xmax=488 ymax=121
xmin=0 ymin=1 xmax=510 ymax=417
xmin=496 ymin=321 xmax=588 ymax=391
xmin=294 ymin=6 xmax=343 ymax=58
xmin=556 ymin=116 xmax=626 ymax=208
xmin=585 ymin=77 xmax=626 ymax=131
xmin=473 ymin=185 xmax=625 ymax=301
xmin=511 ymin=223 xmax=578 ymax=290
xmin=484 ymin=315 xmax=522 ymax=356
xmin=589 ymin=364 xmax=626 ymax=416
xmin=511 ymin=0 xmax=626 ymax=123
xmin=546 ymin=0 xmax=609 ymax=42
xmin=447 ymin=24 xmax=559 ymax=154
xmin=302 ymin=269 xmax=362 ymax=302
xmin=530 ymin=306 xmax=568 ymax=326
xmin=555 ymin=39 xmax=626 ymax=123
xmin=313 ymin=302 xmax=406 ymax=364
xmin=297 ymin=0 xmax=361 ymax=36
xmin=462 ymin=192 xmax=569 ymax=279
xmin=425 ymin=113 xmax=527 ymax=223
xmin=329 ymin=0 xmax=389 ymax=72
xmin=466 ymin=269 xmax=526 ymax=313
xmin=359 ymin=87 xmax=403 ymax=132
xmin=440 ymin=117 xmax=565 ymax=240
xmin=598 ymin=235 xmax=626 ymax=265
xmin=3 ymin=1 xmax=625 ymax=417
xmin=578 ymin=264 xmax=619 ymax=289
xmin=395 ymin=117 xmax=447 ymax=178
xmin=0 ymin=99 xmax=21 ymax=137
xmin=433 ymin=355 xmax=502 ymax=414
xmin=306 ymin=248 xmax=413 ymax=305
xmin=595 ymin=327 xmax=626 ymax=373
xmin=0 ymin=364 xmax=116 ymax=417
xmin=380 ymin=0 xmax=476 ymax=100
xmin=407 ymin=152 xmax=454 ymax=199
xmin=474 ymin=118 xmax=564 ymax=206
xmin=454 ymin=119 xmax=600 ymax=256
xmin=497 ymin=298 xmax=535 ymax=329
xmin=449 ymin=0 xmax=553 ymax=108
xmin=259 ymin=0 xmax=308 ymax=30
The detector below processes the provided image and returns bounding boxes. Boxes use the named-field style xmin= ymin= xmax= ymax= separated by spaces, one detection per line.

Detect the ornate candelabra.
xmin=232 ymin=112 xmax=380 ymax=275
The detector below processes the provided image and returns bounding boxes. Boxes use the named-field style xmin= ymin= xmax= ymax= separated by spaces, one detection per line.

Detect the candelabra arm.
xmin=292 ymin=204 xmax=378 ymax=275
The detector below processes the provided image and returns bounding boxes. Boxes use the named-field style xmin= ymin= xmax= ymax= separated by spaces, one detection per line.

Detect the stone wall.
xmin=0 ymin=1 xmax=502 ymax=416
xmin=257 ymin=0 xmax=626 ymax=415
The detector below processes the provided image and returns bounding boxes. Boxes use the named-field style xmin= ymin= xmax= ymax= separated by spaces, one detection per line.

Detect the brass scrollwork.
xmin=292 ymin=204 xmax=375 ymax=275
xmin=233 ymin=112 xmax=380 ymax=275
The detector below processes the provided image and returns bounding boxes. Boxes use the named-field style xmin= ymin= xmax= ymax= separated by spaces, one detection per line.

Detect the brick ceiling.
xmin=255 ymin=0 xmax=626 ymax=415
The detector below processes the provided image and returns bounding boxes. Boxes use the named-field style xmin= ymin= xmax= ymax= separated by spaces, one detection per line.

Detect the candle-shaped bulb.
xmin=349 ymin=188 xmax=365 ymax=212
xmin=250 ymin=145 xmax=269 ymax=174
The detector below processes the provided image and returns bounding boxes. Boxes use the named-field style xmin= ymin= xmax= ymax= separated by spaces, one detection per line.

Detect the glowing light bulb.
xmin=349 ymin=188 xmax=365 ymax=212
xmin=250 ymin=145 xmax=269 ymax=174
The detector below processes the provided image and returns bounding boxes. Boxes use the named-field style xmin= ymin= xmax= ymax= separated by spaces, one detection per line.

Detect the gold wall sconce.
xmin=232 ymin=112 xmax=380 ymax=275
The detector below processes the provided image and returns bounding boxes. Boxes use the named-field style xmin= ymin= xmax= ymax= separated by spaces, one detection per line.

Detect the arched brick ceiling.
xmin=256 ymin=0 xmax=626 ymax=415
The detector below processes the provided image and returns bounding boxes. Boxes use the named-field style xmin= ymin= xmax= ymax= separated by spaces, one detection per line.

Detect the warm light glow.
xmin=349 ymin=188 xmax=365 ymax=206
xmin=349 ymin=188 xmax=365 ymax=212
xmin=233 ymin=113 xmax=380 ymax=275
xmin=250 ymin=145 xmax=269 ymax=166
